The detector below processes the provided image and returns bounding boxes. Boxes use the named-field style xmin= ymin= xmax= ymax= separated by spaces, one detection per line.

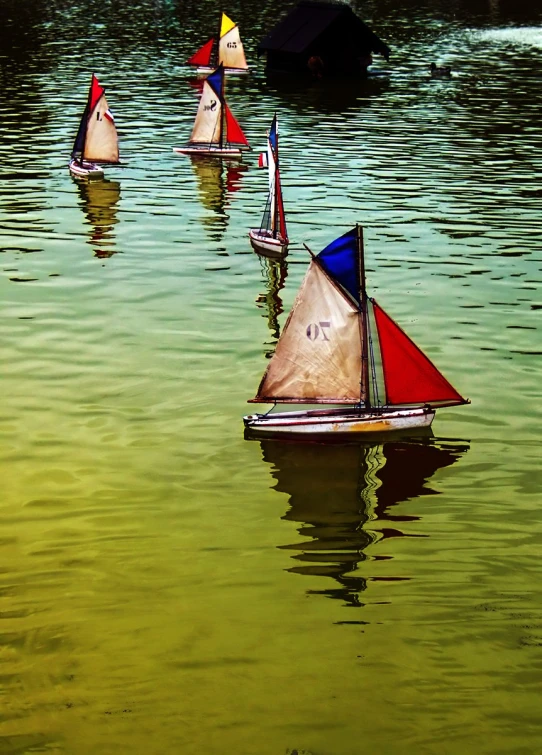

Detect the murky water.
xmin=1 ymin=0 xmax=541 ymax=753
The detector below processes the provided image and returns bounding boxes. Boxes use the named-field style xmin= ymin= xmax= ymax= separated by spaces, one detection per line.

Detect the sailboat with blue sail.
xmin=244 ymin=225 xmax=469 ymax=436
xmin=69 ymin=74 xmax=120 ymax=179
xmin=249 ymin=114 xmax=289 ymax=257
xmin=173 ymin=65 xmax=250 ymax=157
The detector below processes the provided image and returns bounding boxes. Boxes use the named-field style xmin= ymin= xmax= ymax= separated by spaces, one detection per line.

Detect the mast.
xmin=78 ymin=76 xmax=93 ymax=165
xmin=272 ymin=122 xmax=279 ymax=238
xmin=216 ymin=13 xmax=223 ymax=68
xmin=219 ymin=65 xmax=225 ymax=149
xmin=357 ymin=224 xmax=370 ymax=408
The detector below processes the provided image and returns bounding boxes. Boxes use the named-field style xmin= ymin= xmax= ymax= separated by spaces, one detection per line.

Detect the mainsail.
xmin=72 ymin=74 xmax=119 ymax=164
xmin=189 ymin=68 xmax=224 ymax=145
xmin=218 ymin=13 xmax=248 ymax=70
xmin=254 ymin=260 xmax=363 ymax=403
xmin=251 ymin=226 xmax=467 ymax=409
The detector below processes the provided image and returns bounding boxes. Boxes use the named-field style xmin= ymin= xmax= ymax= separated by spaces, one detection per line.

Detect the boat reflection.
xmin=261 ymin=70 xmax=390 ymax=115
xmin=74 ymin=177 xmax=121 ymax=258
xmin=189 ymin=155 xmax=247 ymax=241
xmin=254 ymin=256 xmax=287 ymax=358
xmin=256 ymin=435 xmax=469 ymax=607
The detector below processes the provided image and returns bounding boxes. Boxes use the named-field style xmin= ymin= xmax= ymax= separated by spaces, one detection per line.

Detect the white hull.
xmin=69 ymin=159 xmax=104 ymax=179
xmin=196 ymin=66 xmax=249 ymax=76
xmin=243 ymin=406 xmax=435 ymax=437
xmin=249 ymin=229 xmax=288 ymax=257
xmin=173 ymin=146 xmax=243 ymax=158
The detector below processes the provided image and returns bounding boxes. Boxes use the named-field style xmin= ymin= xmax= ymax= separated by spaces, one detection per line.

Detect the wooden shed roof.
xmin=258 ymin=1 xmax=390 ymax=59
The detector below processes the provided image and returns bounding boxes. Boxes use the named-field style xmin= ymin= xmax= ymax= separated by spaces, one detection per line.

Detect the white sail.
xmin=255 ymin=261 xmax=363 ymax=402
xmin=218 ymin=15 xmax=248 ymax=70
xmin=84 ymin=94 xmax=119 ymax=163
xmin=189 ymin=80 xmax=222 ymax=145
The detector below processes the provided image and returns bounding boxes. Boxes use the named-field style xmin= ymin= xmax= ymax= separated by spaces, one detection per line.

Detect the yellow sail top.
xmin=220 ymin=13 xmax=237 ymax=37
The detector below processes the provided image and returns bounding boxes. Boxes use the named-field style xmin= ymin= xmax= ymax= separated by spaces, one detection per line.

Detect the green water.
xmin=1 ymin=0 xmax=542 ymax=752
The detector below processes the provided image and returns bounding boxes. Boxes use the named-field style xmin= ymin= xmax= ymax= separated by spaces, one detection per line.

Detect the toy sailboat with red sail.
xmin=187 ymin=13 xmax=249 ymax=76
xmin=69 ymin=74 xmax=120 ymax=179
xmin=173 ymin=65 xmax=250 ymax=157
xmin=249 ymin=114 xmax=289 ymax=257
xmin=244 ymin=225 xmax=469 ymax=437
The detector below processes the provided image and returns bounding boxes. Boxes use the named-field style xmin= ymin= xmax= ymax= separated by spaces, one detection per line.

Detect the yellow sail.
xmin=218 ymin=14 xmax=248 ymax=70
xmin=220 ymin=13 xmax=237 ymax=37
xmin=255 ymin=261 xmax=363 ymax=403
xmin=189 ymin=80 xmax=223 ymax=144
xmin=84 ymin=94 xmax=119 ymax=163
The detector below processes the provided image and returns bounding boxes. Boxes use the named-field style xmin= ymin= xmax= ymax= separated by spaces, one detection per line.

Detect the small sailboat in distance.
xmin=69 ymin=74 xmax=120 ymax=179
xmin=244 ymin=225 xmax=469 ymax=437
xmin=187 ymin=13 xmax=249 ymax=76
xmin=249 ymin=114 xmax=289 ymax=257
xmin=173 ymin=64 xmax=250 ymax=157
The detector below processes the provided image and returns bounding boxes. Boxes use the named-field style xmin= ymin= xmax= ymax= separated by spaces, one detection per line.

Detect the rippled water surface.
xmin=1 ymin=0 xmax=542 ymax=753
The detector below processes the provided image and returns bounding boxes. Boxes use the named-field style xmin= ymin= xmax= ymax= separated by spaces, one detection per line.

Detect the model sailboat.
xmin=244 ymin=225 xmax=469 ymax=436
xmin=173 ymin=65 xmax=250 ymax=157
xmin=69 ymin=74 xmax=120 ymax=179
xmin=187 ymin=13 xmax=249 ymax=75
xmin=249 ymin=114 xmax=289 ymax=257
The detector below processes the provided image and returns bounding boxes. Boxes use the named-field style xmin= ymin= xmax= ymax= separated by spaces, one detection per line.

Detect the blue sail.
xmin=206 ymin=65 xmax=224 ymax=98
xmin=316 ymin=227 xmax=360 ymax=304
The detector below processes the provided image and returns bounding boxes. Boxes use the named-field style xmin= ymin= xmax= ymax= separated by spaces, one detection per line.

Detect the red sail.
xmin=276 ymin=168 xmax=288 ymax=240
xmin=187 ymin=38 xmax=214 ymax=66
xmin=373 ymin=299 xmax=465 ymax=406
xmin=224 ymin=104 xmax=249 ymax=146
xmin=89 ymin=74 xmax=105 ymax=113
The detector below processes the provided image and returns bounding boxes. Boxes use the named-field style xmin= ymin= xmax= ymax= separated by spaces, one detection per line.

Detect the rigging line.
xmin=365 ymin=300 xmax=381 ymax=407
xmin=367 ymin=315 xmax=381 ymax=408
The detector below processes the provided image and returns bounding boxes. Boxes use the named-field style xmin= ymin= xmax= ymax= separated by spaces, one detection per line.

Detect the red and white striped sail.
xmin=254 ymin=115 xmax=287 ymax=242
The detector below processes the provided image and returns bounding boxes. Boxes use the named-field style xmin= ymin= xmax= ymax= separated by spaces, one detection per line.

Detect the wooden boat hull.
xmin=69 ymin=159 xmax=104 ymax=179
xmin=196 ymin=66 xmax=249 ymax=76
xmin=249 ymin=229 xmax=288 ymax=258
xmin=243 ymin=406 xmax=435 ymax=437
xmin=173 ymin=146 xmax=243 ymax=158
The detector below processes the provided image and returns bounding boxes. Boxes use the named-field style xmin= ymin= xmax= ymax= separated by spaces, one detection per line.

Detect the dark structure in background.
xmin=258 ymin=0 xmax=390 ymax=78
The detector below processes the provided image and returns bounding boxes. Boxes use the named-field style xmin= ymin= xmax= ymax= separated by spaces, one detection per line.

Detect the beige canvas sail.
xmin=255 ymin=261 xmax=363 ymax=403
xmin=219 ymin=15 xmax=248 ymax=70
xmin=189 ymin=80 xmax=222 ymax=144
xmin=84 ymin=94 xmax=119 ymax=163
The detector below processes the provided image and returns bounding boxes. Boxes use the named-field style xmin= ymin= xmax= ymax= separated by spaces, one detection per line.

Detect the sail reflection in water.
xmin=189 ymin=155 xmax=246 ymax=241
xmin=257 ymin=437 xmax=469 ymax=607
xmin=255 ymin=255 xmax=287 ymax=358
xmin=74 ymin=177 xmax=121 ymax=258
